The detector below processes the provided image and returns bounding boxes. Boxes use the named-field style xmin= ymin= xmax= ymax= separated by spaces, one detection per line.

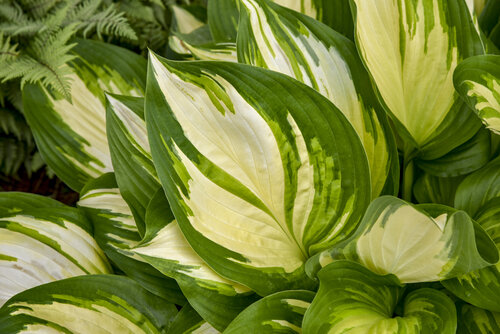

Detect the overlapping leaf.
xmin=454 ymin=54 xmax=500 ymax=134
xmin=0 ymin=197 xmax=111 ymax=306
xmin=134 ymin=190 xmax=258 ymax=331
xmin=237 ymin=0 xmax=398 ymax=197
xmin=224 ymin=290 xmax=314 ymax=333
xmin=308 ymin=196 xmax=498 ymax=283
xmin=442 ymin=157 xmax=500 ymax=312
xmin=106 ymin=94 xmax=160 ymax=234
xmin=145 ymin=54 xmax=371 ymax=295
xmin=303 ymin=261 xmax=457 ymax=334
xmin=0 ymin=275 xmax=178 ymax=333
xmin=77 ymin=173 xmax=186 ymax=305
xmin=22 ymin=38 xmax=146 ymax=191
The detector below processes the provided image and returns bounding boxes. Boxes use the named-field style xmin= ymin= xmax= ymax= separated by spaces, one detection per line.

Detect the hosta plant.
xmin=2 ymin=0 xmax=500 ymax=333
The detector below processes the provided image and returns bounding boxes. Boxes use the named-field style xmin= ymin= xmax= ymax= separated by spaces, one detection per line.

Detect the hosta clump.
xmin=2 ymin=0 xmax=500 ymax=333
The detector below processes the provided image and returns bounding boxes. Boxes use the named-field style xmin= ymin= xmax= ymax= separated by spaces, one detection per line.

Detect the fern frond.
xmin=0 ymin=108 xmax=32 ymax=143
xmin=20 ymin=0 xmax=61 ymax=19
xmin=0 ymin=2 xmax=24 ymax=22
xmin=0 ymin=34 xmax=19 ymax=61
xmin=0 ymin=26 xmax=77 ymax=100
xmin=76 ymin=3 xmax=138 ymax=40
xmin=0 ymin=137 xmax=30 ymax=176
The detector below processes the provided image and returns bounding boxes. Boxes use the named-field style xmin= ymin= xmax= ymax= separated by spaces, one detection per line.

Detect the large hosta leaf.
xmin=106 ymin=94 xmax=160 ymax=234
xmin=134 ymin=190 xmax=258 ymax=331
xmin=146 ymin=54 xmax=370 ymax=295
xmin=0 ymin=204 xmax=111 ymax=306
xmin=352 ymin=0 xmax=484 ymax=155
xmin=224 ymin=290 xmax=314 ymax=333
xmin=308 ymin=196 xmax=498 ymax=283
xmin=78 ymin=174 xmax=185 ymax=305
xmin=22 ymin=39 xmax=146 ymax=191
xmin=0 ymin=275 xmax=178 ymax=333
xmin=454 ymin=55 xmax=500 ymax=134
xmin=0 ymin=192 xmax=65 ymax=215
xmin=302 ymin=261 xmax=457 ymax=334
xmin=238 ymin=0 xmax=398 ymax=197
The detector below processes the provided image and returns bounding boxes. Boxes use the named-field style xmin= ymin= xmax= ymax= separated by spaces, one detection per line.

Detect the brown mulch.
xmin=0 ymin=167 xmax=79 ymax=206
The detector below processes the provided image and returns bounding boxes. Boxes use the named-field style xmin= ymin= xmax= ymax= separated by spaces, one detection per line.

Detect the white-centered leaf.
xmin=352 ymin=0 xmax=484 ymax=153
xmin=309 ymin=196 xmax=498 ymax=283
xmin=22 ymin=39 xmax=146 ymax=191
xmin=0 ymin=205 xmax=111 ymax=306
xmin=0 ymin=275 xmax=178 ymax=333
xmin=145 ymin=54 xmax=370 ymax=295
xmin=238 ymin=0 xmax=398 ymax=197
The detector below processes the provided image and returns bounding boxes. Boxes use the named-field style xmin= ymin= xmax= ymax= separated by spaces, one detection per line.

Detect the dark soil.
xmin=0 ymin=167 xmax=79 ymax=206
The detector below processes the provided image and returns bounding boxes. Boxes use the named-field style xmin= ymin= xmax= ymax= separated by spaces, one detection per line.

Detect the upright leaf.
xmin=106 ymin=94 xmax=160 ymax=233
xmin=454 ymin=54 xmax=500 ymax=134
xmin=22 ymin=38 xmax=146 ymax=191
xmin=0 ymin=275 xmax=178 ymax=333
xmin=351 ymin=0 xmax=484 ymax=156
xmin=146 ymin=54 xmax=370 ymax=295
xmin=238 ymin=0 xmax=398 ymax=197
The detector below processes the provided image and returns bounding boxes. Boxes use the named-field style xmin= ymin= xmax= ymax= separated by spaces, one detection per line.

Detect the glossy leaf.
xmin=238 ymin=0 xmax=398 ymax=197
xmin=168 ymin=304 xmax=219 ymax=334
xmin=146 ymin=54 xmax=370 ymax=295
xmin=22 ymin=39 xmax=146 ymax=191
xmin=0 ymin=275 xmax=178 ymax=333
xmin=352 ymin=0 xmax=484 ymax=155
xmin=454 ymin=54 xmax=500 ymax=134
xmin=302 ymin=261 xmax=457 ymax=334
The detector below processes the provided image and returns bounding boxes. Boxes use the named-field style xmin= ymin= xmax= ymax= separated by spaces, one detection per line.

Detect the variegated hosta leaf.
xmin=454 ymin=156 xmax=500 ymax=218
xmin=169 ymin=36 xmax=238 ymax=62
xmin=22 ymin=39 xmax=147 ymax=191
xmin=479 ymin=0 xmax=500 ymax=49
xmin=413 ymin=173 xmax=464 ymax=206
xmin=0 ymin=192 xmax=65 ymax=215
xmin=352 ymin=0 xmax=484 ymax=155
xmin=208 ymin=0 xmax=240 ymax=42
xmin=171 ymin=5 xmax=205 ymax=35
xmin=134 ymin=190 xmax=258 ymax=331
xmin=168 ymin=304 xmax=219 ymax=334
xmin=207 ymin=0 xmax=354 ymax=43
xmin=146 ymin=54 xmax=370 ymax=295
xmin=224 ymin=290 xmax=314 ymax=333
xmin=454 ymin=55 xmax=500 ymax=134
xmin=0 ymin=275 xmax=178 ymax=333
xmin=302 ymin=261 xmax=457 ymax=334
xmin=106 ymin=94 xmax=160 ymax=234
xmin=77 ymin=173 xmax=185 ymax=305
xmin=308 ymin=196 xmax=498 ymax=283
xmin=458 ymin=304 xmax=500 ymax=334
xmin=416 ymin=127 xmax=491 ymax=177
xmin=442 ymin=201 xmax=500 ymax=311
xmin=238 ymin=0 xmax=398 ymax=198
xmin=0 ymin=205 xmax=111 ymax=306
